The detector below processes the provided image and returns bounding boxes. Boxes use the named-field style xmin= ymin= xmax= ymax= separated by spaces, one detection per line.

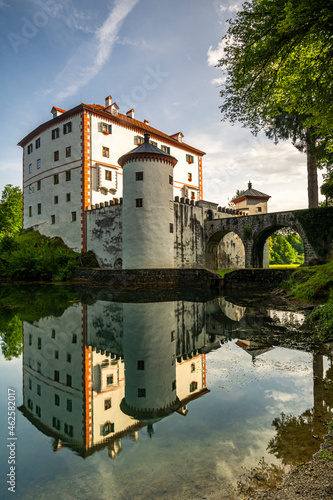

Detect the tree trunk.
xmin=307 ymin=148 xmax=318 ymax=208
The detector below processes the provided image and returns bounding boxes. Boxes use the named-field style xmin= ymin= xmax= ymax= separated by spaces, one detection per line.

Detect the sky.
xmin=0 ymin=0 xmax=325 ymax=211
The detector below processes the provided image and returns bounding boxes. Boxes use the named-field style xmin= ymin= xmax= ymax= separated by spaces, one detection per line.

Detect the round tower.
xmin=120 ymin=302 xmax=180 ymax=424
xmin=118 ymin=133 xmax=178 ymax=269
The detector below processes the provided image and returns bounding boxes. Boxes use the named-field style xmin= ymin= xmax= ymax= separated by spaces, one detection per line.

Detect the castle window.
xmin=52 ymin=329 xmax=55 ymax=338
xmin=29 ymin=334 xmax=32 ymax=346
xmin=51 ymin=215 xmax=55 ymax=224
xmin=35 ymin=138 xmax=40 ymax=149
xmin=28 ymin=399 xmax=33 ymax=410
xmin=66 ymin=170 xmax=71 ymax=181
xmin=107 ymin=375 xmax=113 ymax=385
xmin=52 ymin=128 xmax=59 ymax=139
xmin=29 ymin=206 xmax=32 ymax=217
xmin=67 ymin=353 xmax=71 ymax=363
xmin=54 ymin=196 xmax=58 ymax=204
xmin=66 ymin=399 xmax=72 ymax=412
xmin=36 ymin=405 xmax=41 ymax=418
xmin=99 ymin=122 xmax=112 ymax=134
xmin=102 ymin=146 xmax=109 ymax=158
xmin=169 ymin=175 xmax=173 ymax=185
xmin=138 ymin=388 xmax=146 ymax=398
xmin=172 ymin=380 xmax=176 ymax=391
xmin=191 ymin=363 xmax=195 ymax=373
xmin=134 ymin=135 xmax=144 ymax=145
xmin=54 ymin=350 xmax=59 ymax=359
xmin=37 ymin=384 xmax=41 ymax=396
xmin=37 ymin=180 xmax=41 ymax=191
xmin=29 ymin=379 xmax=32 ymax=390
xmin=63 ymin=122 xmax=72 ymax=134
xmin=136 ymin=171 xmax=143 ymax=181
xmin=161 ymin=145 xmax=170 ymax=154
xmin=66 ymin=146 xmax=71 ymax=158
xmin=27 ymin=143 xmax=33 ymax=154
xmin=136 ymin=198 xmax=143 ymax=208
xmin=190 ymin=381 xmax=198 ymax=393
xmin=66 ymin=374 xmax=72 ymax=387
xmin=104 ymin=398 xmax=111 ymax=410
xmin=29 ymin=163 xmax=32 ymax=173
xmin=137 ymin=360 xmax=145 ymax=370
xmin=66 ymin=193 xmax=71 ymax=202
xmin=54 ymin=370 xmax=59 ymax=382
xmin=29 ymin=358 xmax=32 ymax=368
xmin=105 ymin=170 xmax=112 ymax=181
xmin=188 ymin=172 xmax=192 ymax=182
xmin=37 ymin=362 xmax=41 ymax=373
xmin=55 ymin=394 xmax=60 ymax=406
xmin=64 ymin=424 xmax=73 ymax=437
xmin=257 ymin=207 xmax=262 ymax=212
xmin=29 ymin=185 xmax=33 ymax=194
xmin=52 ymin=417 xmax=61 ymax=430
xmin=54 ymin=174 xmax=59 ymax=184
xmin=186 ymin=154 xmax=194 ymax=164
xmin=171 ymin=330 xmax=175 ymax=341
xmin=54 ymin=150 xmax=59 ymax=161
xmin=37 ymin=159 xmax=41 ymax=169
xmin=170 ymin=223 xmax=174 ymax=233
xmin=71 ymin=211 xmax=76 ymax=222
xmin=150 ymin=140 xmax=157 ymax=147
xmin=72 ymin=334 xmax=77 ymax=343
xmin=102 ymin=422 xmax=114 ymax=436
xmin=191 ymin=191 xmax=196 ymax=200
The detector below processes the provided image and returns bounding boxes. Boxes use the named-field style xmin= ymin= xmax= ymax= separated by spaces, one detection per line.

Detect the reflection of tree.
xmin=0 ymin=314 xmax=22 ymax=360
xmin=230 ymin=458 xmax=287 ymax=498
xmin=268 ymin=354 xmax=333 ymax=465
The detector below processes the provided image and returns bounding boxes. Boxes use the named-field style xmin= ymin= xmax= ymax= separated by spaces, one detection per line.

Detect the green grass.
xmin=214 ymin=270 xmax=233 ymax=277
xmin=269 ymin=264 xmax=300 ymax=269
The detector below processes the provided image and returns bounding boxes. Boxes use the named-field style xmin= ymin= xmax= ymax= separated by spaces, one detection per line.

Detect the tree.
xmin=217 ymin=0 xmax=333 ymax=207
xmin=0 ymin=185 xmax=22 ymax=236
xmin=228 ymin=189 xmax=244 ymax=208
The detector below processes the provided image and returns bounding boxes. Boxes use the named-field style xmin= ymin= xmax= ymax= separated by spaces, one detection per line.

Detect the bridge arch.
xmin=205 ymin=227 xmax=246 ymax=270
xmin=251 ymin=220 xmax=310 ymax=268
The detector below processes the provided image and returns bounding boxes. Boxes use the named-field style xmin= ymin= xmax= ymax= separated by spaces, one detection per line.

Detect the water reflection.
xmin=5 ymin=289 xmax=331 ymax=498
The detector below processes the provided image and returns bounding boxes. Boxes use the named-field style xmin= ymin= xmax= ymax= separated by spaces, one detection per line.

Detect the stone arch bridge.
xmin=204 ymin=208 xmax=332 ymax=269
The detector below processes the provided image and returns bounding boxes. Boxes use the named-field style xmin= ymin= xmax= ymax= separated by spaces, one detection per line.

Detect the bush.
xmin=0 ymin=230 xmax=84 ymax=281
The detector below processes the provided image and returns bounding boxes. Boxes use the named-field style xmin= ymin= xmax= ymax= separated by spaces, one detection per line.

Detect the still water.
xmin=0 ymin=286 xmax=332 ymax=499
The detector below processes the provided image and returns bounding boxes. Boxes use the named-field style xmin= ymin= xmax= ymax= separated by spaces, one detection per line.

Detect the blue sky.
xmin=0 ymin=0 xmax=324 ymax=211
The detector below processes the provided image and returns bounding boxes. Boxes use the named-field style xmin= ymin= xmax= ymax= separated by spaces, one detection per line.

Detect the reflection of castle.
xmin=19 ymin=299 xmax=215 ymax=458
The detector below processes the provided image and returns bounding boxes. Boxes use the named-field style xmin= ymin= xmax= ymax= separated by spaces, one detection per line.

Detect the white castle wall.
xmin=86 ymin=204 xmax=123 ymax=269
xmin=23 ymin=113 xmax=83 ymax=251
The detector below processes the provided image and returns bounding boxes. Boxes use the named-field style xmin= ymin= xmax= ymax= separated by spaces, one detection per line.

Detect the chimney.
xmin=248 ymin=180 xmax=252 ymax=189
xmin=144 ymin=132 xmax=150 ymax=143
xmin=126 ymin=109 xmax=134 ymax=119
xmin=105 ymin=96 xmax=112 ymax=108
xmin=144 ymin=119 xmax=149 ymax=125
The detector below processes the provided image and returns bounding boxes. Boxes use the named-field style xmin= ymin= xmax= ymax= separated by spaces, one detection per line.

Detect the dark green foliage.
xmin=308 ymin=295 xmax=333 ymax=339
xmin=293 ymin=207 xmax=333 ymax=258
xmin=243 ymin=226 xmax=252 ymax=240
xmin=0 ymin=230 xmax=98 ymax=281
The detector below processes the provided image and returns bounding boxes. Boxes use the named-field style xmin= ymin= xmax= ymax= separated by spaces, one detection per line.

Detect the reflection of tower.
xmin=236 ymin=339 xmax=273 ymax=363
xmin=118 ymin=132 xmax=178 ymax=269
xmin=121 ymin=302 xmax=180 ymax=419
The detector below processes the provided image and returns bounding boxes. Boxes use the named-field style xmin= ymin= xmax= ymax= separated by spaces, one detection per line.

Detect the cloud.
xmin=207 ymin=39 xmax=227 ymax=67
xmin=0 ymin=0 xmax=9 ymax=8
xmin=211 ymin=77 xmax=226 ymax=85
xmin=51 ymin=0 xmax=140 ymax=100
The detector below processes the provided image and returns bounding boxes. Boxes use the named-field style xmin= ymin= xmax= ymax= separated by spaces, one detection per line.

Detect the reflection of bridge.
xmin=204 ymin=208 xmax=331 ymax=269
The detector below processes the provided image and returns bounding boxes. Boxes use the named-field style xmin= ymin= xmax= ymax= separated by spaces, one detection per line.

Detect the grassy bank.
xmin=281 ymin=260 xmax=333 ymax=339
xmin=0 ymin=230 xmax=97 ymax=281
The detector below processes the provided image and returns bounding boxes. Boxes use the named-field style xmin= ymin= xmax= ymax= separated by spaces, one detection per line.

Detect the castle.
xmin=18 ymin=96 xmax=270 ymax=269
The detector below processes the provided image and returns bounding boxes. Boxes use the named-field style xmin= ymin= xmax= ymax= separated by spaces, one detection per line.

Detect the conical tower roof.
xmin=118 ymin=132 xmax=178 ymax=168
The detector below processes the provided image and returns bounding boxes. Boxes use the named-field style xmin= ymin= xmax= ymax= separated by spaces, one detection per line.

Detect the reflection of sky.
xmin=0 ymin=338 xmax=318 ymax=500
